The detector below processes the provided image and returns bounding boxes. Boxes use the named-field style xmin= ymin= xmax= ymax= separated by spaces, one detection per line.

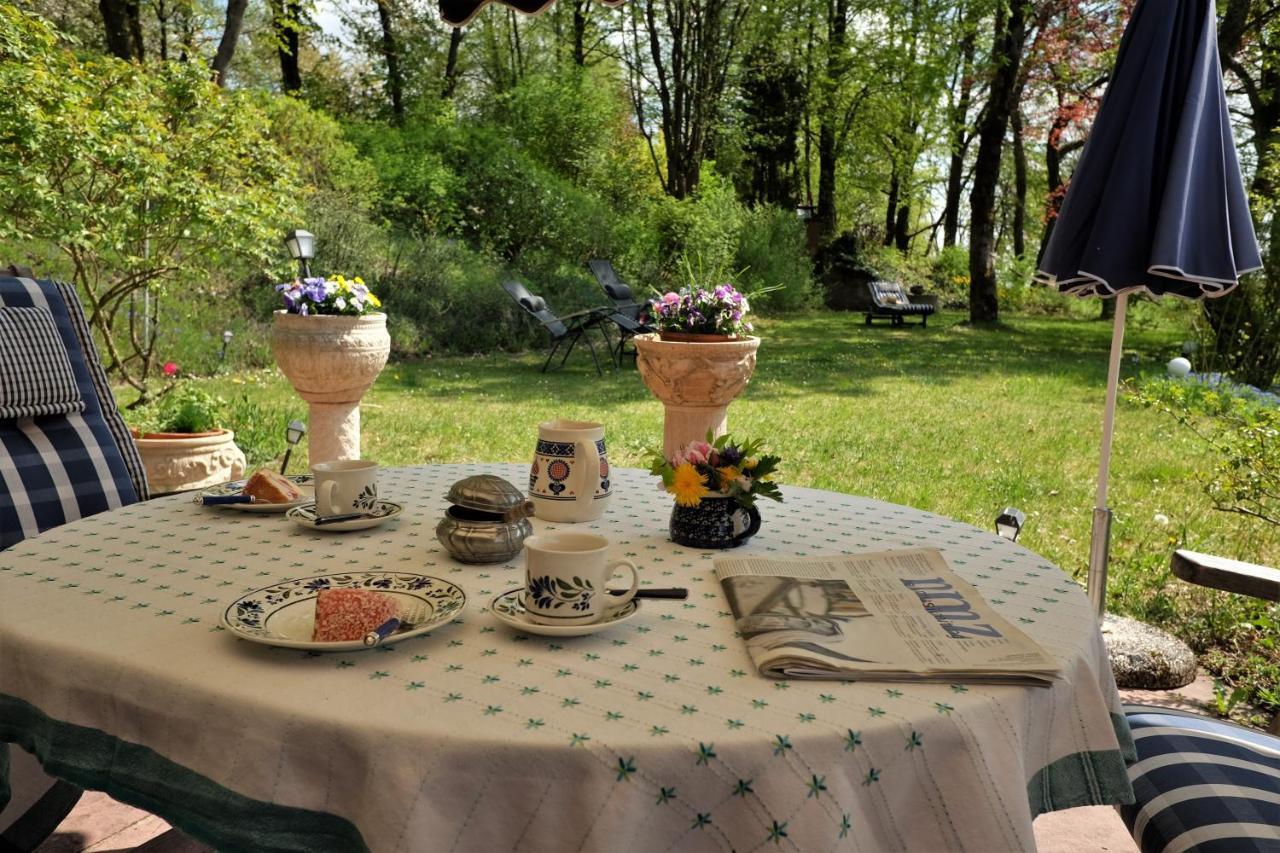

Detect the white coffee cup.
xmin=529 ymin=419 xmax=612 ymax=523
xmin=312 ymin=459 xmax=379 ymax=516
xmin=523 ymin=533 xmax=638 ymax=625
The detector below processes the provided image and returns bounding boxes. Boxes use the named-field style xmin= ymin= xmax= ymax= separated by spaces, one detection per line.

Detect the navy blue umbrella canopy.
xmin=1037 ymin=0 xmax=1261 ymax=298
xmin=1035 ymin=0 xmax=1262 ymax=616
xmin=440 ymin=0 xmax=624 ymax=27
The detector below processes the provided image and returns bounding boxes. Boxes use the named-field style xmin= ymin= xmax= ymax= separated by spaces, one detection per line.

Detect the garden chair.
xmin=0 ymin=274 xmax=150 ymax=850
xmin=586 ymin=260 xmax=654 ymax=366
xmin=865 ymin=280 xmax=935 ymax=327
xmin=1118 ymin=549 xmax=1280 ymax=852
xmin=501 ymin=280 xmax=612 ymax=376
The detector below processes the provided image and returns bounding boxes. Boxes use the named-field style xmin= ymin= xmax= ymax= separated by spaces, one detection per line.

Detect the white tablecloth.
xmin=0 ymin=464 xmax=1133 ymax=852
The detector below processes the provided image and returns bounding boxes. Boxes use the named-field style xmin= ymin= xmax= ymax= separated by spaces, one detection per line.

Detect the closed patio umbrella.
xmin=1036 ymin=0 xmax=1262 ymax=616
xmin=440 ymin=0 xmax=623 ymax=26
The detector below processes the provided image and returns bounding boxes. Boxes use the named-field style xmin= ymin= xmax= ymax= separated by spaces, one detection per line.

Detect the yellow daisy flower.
xmin=742 ymin=457 xmax=759 ymax=470
xmin=717 ymin=465 xmax=740 ymax=484
xmin=670 ymin=463 xmax=710 ymax=507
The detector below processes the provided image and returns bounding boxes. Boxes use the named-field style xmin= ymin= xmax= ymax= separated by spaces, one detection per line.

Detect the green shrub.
xmin=132 ymin=384 xmax=226 ymax=434
xmin=734 ymin=205 xmax=817 ymax=312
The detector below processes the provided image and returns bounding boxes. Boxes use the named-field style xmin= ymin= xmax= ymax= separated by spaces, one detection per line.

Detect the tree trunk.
xmin=942 ymin=9 xmax=977 ymax=248
xmin=573 ymin=0 xmax=587 ymax=65
xmin=99 ymin=0 xmax=143 ymax=60
xmin=968 ymin=0 xmax=1026 ymax=324
xmin=816 ymin=0 xmax=848 ymax=240
xmin=210 ymin=0 xmax=249 ymax=84
xmin=375 ymin=0 xmax=404 ymax=120
xmin=271 ymin=0 xmax=303 ymax=93
xmin=894 ymin=201 xmax=911 ymax=253
xmin=442 ymin=27 xmax=464 ymax=98
xmin=884 ymin=170 xmax=900 ymax=246
xmin=156 ymin=0 xmax=168 ymax=60
xmin=1011 ymin=95 xmax=1027 ymax=259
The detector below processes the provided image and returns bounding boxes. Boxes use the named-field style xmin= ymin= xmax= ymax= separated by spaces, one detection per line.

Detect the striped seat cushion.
xmin=1121 ymin=705 xmax=1280 ymax=852
xmin=0 ymin=277 xmax=147 ymax=549
xmin=0 ymin=306 xmax=85 ymax=419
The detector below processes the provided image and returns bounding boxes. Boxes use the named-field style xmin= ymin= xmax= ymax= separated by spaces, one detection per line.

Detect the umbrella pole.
xmin=1088 ymin=291 xmax=1129 ymax=616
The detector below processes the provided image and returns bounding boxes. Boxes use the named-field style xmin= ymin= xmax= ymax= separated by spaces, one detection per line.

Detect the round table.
xmin=0 ymin=464 xmax=1134 ymax=852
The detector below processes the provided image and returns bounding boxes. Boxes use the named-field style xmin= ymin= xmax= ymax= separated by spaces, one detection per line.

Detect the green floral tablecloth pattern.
xmin=0 ymin=464 xmax=1133 ymax=853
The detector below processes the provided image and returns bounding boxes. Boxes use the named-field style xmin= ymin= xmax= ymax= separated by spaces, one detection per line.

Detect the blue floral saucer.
xmin=489 ymin=588 xmax=639 ymax=637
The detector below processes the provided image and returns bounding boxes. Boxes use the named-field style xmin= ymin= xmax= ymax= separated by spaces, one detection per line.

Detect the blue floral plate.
xmin=200 ymin=474 xmax=314 ymax=513
xmin=223 ymin=572 xmax=466 ymax=651
xmin=489 ymin=588 xmax=639 ymax=637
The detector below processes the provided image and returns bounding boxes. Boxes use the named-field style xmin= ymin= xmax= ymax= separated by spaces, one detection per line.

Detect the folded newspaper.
xmin=714 ymin=548 xmax=1061 ymax=686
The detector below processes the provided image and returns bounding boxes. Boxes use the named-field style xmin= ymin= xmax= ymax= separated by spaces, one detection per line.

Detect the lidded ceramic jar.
xmin=436 ymin=475 xmax=535 ymax=564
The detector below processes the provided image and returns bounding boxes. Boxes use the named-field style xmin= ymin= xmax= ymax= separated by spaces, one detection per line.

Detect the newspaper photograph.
xmin=714 ymin=548 xmax=1061 ymax=686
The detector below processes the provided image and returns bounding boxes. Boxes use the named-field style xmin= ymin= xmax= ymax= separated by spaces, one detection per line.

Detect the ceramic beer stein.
xmin=529 ymin=419 xmax=611 ymax=523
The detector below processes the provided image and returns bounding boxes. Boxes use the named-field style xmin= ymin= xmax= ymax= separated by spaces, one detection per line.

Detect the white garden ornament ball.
xmin=1167 ymin=357 xmax=1192 ymax=378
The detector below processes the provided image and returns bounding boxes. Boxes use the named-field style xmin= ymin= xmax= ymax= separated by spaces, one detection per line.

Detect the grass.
xmin=125 ymin=307 xmax=1280 ymax=715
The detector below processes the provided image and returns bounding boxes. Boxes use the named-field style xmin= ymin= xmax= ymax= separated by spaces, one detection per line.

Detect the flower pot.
xmin=633 ymin=333 xmax=760 ymax=458
xmin=669 ymin=496 xmax=761 ymax=549
xmin=131 ymin=428 xmax=246 ymax=495
xmin=270 ymin=311 xmax=390 ymax=464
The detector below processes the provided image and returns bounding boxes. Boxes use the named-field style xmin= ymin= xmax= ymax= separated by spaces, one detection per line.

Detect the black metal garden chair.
xmin=587 ymin=259 xmax=653 ymax=366
xmin=501 ymin=280 xmax=612 ymax=376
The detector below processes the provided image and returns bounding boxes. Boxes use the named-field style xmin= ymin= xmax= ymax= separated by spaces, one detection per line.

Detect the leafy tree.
xmin=0 ymin=5 xmax=301 ymax=400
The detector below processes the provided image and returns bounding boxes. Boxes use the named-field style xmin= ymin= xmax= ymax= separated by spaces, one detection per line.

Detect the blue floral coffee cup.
xmin=523 ymin=533 xmax=638 ymax=625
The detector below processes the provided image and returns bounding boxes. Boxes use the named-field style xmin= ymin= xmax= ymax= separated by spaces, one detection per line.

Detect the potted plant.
xmin=131 ymin=381 xmax=247 ymax=494
xmin=633 ymin=283 xmax=761 ymax=457
xmin=648 ymin=432 xmax=782 ymax=549
xmin=269 ymin=275 xmax=389 ymax=464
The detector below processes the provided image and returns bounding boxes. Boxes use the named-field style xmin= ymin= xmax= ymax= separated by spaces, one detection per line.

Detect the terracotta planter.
xmin=633 ymin=333 xmax=760 ymax=458
xmin=131 ymin=428 xmax=247 ymax=495
xmin=270 ymin=311 xmax=391 ymax=464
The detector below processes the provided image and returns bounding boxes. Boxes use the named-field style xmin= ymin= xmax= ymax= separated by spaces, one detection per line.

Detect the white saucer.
xmin=287 ymin=500 xmax=403 ymax=532
xmin=489 ymin=588 xmax=639 ymax=637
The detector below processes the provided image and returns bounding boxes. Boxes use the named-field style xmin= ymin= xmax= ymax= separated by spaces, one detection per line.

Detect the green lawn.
xmin=164 ymin=309 xmax=1280 ymax=712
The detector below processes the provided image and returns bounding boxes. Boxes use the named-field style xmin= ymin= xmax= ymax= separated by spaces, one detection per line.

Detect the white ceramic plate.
xmin=489 ymin=588 xmax=639 ymax=637
xmin=286 ymin=500 xmax=403 ymax=532
xmin=223 ymin=572 xmax=466 ymax=651
xmin=200 ymin=474 xmax=314 ymax=513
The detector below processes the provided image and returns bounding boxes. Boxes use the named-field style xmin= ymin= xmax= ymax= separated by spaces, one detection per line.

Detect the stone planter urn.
xmin=633 ymin=333 xmax=760 ymax=458
xmin=131 ymin=429 xmax=246 ymax=495
xmin=270 ymin=311 xmax=390 ymax=464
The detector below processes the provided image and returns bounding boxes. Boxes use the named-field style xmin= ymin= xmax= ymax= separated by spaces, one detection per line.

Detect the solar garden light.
xmin=995 ymin=507 xmax=1026 ymax=542
xmin=220 ymin=330 xmax=233 ymax=362
xmin=283 ymin=229 xmax=315 ymax=279
xmin=280 ymin=419 xmax=307 ymax=475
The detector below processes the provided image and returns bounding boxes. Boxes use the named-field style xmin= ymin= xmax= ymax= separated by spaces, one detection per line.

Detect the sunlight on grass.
xmin=179 ymin=310 xmax=1279 ymax=653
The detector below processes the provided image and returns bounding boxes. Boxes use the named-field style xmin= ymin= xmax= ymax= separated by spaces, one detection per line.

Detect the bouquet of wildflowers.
xmin=276 ymin=275 xmax=383 ymax=316
xmin=648 ymin=432 xmax=781 ymax=508
xmin=649 ymin=283 xmax=753 ymax=337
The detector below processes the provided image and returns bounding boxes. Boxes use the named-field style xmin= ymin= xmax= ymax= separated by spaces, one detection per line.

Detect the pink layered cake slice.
xmin=312 ymin=588 xmax=399 ymax=642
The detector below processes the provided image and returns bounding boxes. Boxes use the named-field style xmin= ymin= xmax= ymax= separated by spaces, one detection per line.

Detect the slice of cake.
xmin=242 ymin=469 xmax=303 ymax=503
xmin=312 ymin=588 xmax=399 ymax=642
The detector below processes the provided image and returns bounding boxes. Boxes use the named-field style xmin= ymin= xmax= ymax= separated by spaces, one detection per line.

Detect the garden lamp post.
xmin=280 ymin=419 xmax=307 ymax=474
xmin=995 ymin=507 xmax=1026 ymax=542
xmin=283 ymin=229 xmax=315 ymax=279
xmin=220 ymin=330 xmax=233 ymax=363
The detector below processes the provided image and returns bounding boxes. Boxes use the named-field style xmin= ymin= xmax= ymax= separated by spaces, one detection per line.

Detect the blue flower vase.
xmin=669 ymin=496 xmax=761 ymax=549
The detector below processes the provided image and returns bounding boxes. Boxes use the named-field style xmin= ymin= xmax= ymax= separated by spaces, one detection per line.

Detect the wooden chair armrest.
xmin=1171 ymin=549 xmax=1280 ymax=603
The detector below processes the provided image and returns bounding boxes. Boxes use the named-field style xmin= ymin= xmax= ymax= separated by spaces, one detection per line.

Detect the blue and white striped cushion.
xmin=1121 ymin=705 xmax=1280 ymax=853
xmin=0 ymin=305 xmax=85 ymax=419
xmin=0 ymin=277 xmax=148 ymax=549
